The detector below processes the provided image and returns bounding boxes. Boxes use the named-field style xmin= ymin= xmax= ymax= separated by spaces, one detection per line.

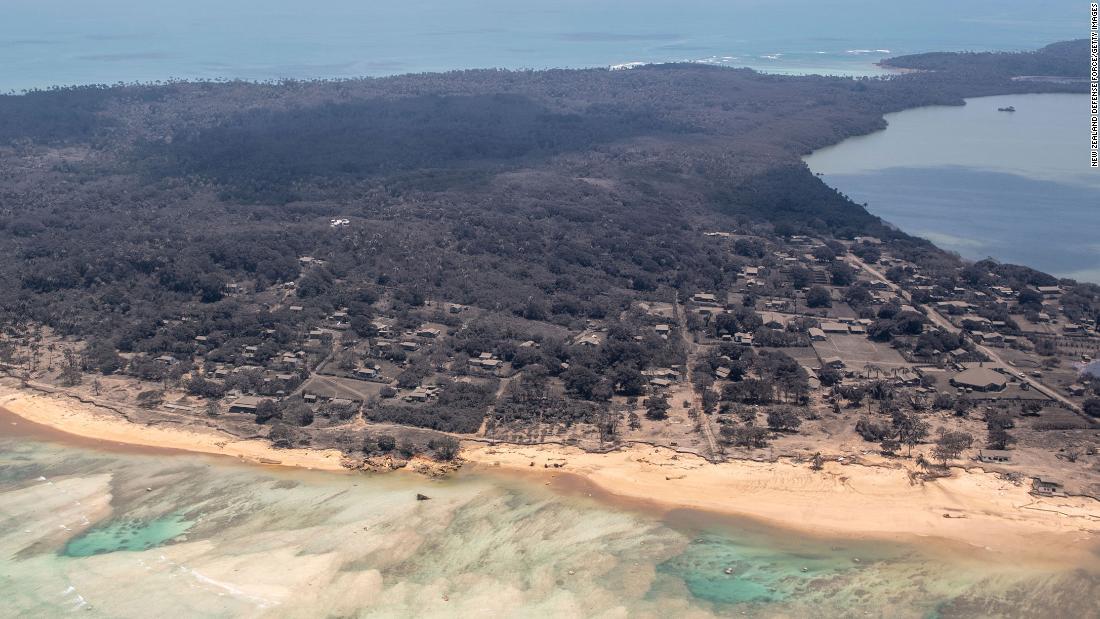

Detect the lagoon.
xmin=805 ymin=93 xmax=1100 ymax=282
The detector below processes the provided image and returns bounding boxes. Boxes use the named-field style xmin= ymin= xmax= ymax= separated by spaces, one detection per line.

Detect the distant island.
xmin=879 ymin=40 xmax=1090 ymax=79
xmin=0 ymin=39 xmax=1097 ymax=514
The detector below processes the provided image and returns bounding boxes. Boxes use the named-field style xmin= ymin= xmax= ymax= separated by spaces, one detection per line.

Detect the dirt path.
xmin=674 ymin=292 xmax=721 ymax=460
xmin=476 ymin=374 xmax=516 ymax=437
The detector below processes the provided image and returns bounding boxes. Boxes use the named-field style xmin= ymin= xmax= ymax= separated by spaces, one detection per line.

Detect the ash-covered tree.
xmin=1083 ymin=398 xmax=1100 ymax=418
xmin=932 ymin=430 xmax=973 ymax=466
xmin=59 ymin=349 xmax=82 ymax=387
xmin=985 ymin=412 xmax=1015 ymax=450
xmin=644 ymin=393 xmax=670 ymax=421
xmin=720 ymin=423 xmax=770 ymax=448
xmin=429 ymin=436 xmax=460 ymax=460
xmin=806 ymin=286 xmax=832 ymax=308
xmin=376 ymin=434 xmax=397 ymax=452
xmin=269 ymin=423 xmax=297 ymax=448
xmin=83 ymin=340 xmax=124 ymax=374
xmin=612 ymin=365 xmax=646 ymax=397
xmin=893 ymin=410 xmax=929 ymax=457
xmin=280 ymin=400 xmax=315 ymax=427
xmin=829 ymin=262 xmax=856 ymax=286
xmin=596 ymin=405 xmax=621 ymax=443
xmin=135 ymin=390 xmax=164 ymax=409
xmin=563 ymin=365 xmax=600 ymax=400
xmin=766 ymin=407 xmax=802 ymax=432
xmin=879 ymin=437 xmax=901 ymax=456
xmin=254 ymin=399 xmax=279 ymax=423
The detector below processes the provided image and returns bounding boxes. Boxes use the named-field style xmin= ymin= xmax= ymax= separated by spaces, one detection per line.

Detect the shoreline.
xmin=0 ymin=387 xmax=346 ymax=471
xmin=3 ymin=386 xmax=1098 ymax=565
xmin=462 ymin=442 xmax=1100 ymax=566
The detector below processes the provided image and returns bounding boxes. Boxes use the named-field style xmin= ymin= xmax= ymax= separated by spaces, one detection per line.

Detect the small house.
xmin=354 ymin=366 xmax=379 ymax=380
xmin=405 ymin=389 xmax=431 ymax=403
xmin=228 ymin=396 xmax=263 ymax=414
xmin=575 ymin=334 xmax=601 ymax=347
xmin=692 ymin=292 xmax=719 ymax=306
xmin=645 ymin=368 xmax=679 ymax=381
xmin=1031 ymin=477 xmax=1064 ymax=496
xmin=977 ymin=449 xmax=1011 ymax=464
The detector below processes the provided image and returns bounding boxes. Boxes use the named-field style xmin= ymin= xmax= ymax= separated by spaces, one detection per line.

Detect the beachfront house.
xmin=977 ymin=449 xmax=1011 ymax=464
xmin=1031 ymin=477 xmax=1064 ymax=496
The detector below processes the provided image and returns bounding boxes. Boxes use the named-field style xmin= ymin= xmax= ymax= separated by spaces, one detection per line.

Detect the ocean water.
xmin=0 ymin=0 xmax=1083 ymax=91
xmin=1 ymin=429 xmax=1098 ymax=618
xmin=804 ymin=93 xmax=1100 ymax=283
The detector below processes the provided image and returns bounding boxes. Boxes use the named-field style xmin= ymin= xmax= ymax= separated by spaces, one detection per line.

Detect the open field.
xmin=812 ymin=334 xmax=909 ymax=369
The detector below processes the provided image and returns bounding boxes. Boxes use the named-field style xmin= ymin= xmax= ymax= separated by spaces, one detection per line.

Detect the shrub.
xmin=429 ymin=436 xmax=461 ymax=461
xmin=855 ymin=416 xmax=891 ymax=442
xmin=377 ymin=434 xmax=397 ymax=452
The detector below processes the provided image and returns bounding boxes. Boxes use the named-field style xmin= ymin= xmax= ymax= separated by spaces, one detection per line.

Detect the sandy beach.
xmin=463 ymin=442 xmax=1100 ymax=565
xmin=0 ymin=387 xmax=346 ymax=471
xmin=3 ymin=385 xmax=1098 ymax=564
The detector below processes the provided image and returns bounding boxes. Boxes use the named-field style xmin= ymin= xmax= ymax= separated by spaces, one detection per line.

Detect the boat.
xmin=997 ymin=106 xmax=1016 ymax=112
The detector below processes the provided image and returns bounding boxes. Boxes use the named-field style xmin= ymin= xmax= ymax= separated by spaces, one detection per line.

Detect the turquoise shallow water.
xmin=1 ymin=431 xmax=1098 ymax=618
xmin=62 ymin=512 xmax=193 ymax=557
xmin=658 ymin=532 xmax=887 ymax=606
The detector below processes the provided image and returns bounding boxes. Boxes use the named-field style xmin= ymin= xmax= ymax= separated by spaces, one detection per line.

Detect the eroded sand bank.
xmin=0 ymin=388 xmax=345 ymax=471
xmin=463 ymin=443 xmax=1100 ymax=565
xmin=3 ymin=385 xmax=1097 ymax=565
